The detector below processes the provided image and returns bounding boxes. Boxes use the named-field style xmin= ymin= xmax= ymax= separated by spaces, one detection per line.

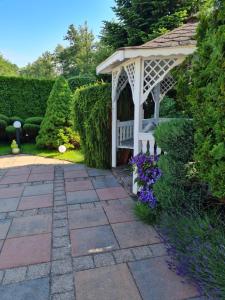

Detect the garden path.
xmin=0 ymin=155 xmax=203 ymax=300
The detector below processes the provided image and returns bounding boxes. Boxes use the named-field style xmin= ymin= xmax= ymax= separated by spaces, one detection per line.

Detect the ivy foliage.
xmin=74 ymin=83 xmax=111 ymax=168
xmin=177 ymin=0 xmax=225 ymax=199
xmin=0 ymin=76 xmax=54 ymax=119
xmin=68 ymin=75 xmax=96 ymax=92
xmin=36 ymin=77 xmax=74 ymax=149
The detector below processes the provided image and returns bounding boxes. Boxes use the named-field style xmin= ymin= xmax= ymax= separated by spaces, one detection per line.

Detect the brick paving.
xmin=0 ymin=155 xmax=204 ymax=300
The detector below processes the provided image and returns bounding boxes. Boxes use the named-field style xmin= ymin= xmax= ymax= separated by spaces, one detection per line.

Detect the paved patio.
xmin=0 ymin=155 xmax=204 ymax=300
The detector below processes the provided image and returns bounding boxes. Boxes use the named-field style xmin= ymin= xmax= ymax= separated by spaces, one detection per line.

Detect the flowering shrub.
xmin=130 ymin=153 xmax=161 ymax=208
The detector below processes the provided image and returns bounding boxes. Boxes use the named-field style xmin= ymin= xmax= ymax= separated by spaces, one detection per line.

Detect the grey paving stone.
xmin=52 ymin=247 xmax=71 ymax=261
xmin=38 ymin=207 xmax=53 ymax=215
xmin=87 ymin=168 xmax=112 ymax=177
xmin=54 ymin=191 xmax=66 ymax=197
xmin=0 ymin=270 xmax=4 ymax=283
xmin=51 ymin=291 xmax=75 ymax=300
xmin=3 ymin=267 xmax=27 ymax=284
xmin=7 ymin=210 xmax=23 ymax=218
xmin=0 ymin=239 xmax=4 ymax=251
xmin=53 ymin=212 xmax=67 ymax=220
xmin=51 ymin=274 xmax=74 ymax=294
xmin=150 ymin=243 xmax=167 ymax=257
xmin=0 ymin=212 xmax=7 ymax=220
xmin=53 ymin=236 xmax=70 ymax=248
xmin=94 ymin=253 xmax=115 ymax=267
xmin=51 ymin=259 xmax=73 ymax=275
xmin=54 ymin=219 xmax=68 ymax=228
xmin=55 ymin=200 xmax=67 ymax=207
xmin=129 ymin=257 xmax=199 ymax=300
xmin=54 ymin=196 xmax=67 ymax=201
xmin=80 ymin=203 xmax=95 ymax=209
xmin=73 ymin=256 xmax=94 ymax=271
xmin=113 ymin=249 xmax=135 ymax=263
xmin=0 ymin=219 xmax=11 ymax=239
xmin=92 ymin=176 xmax=120 ymax=189
xmin=22 ymin=208 xmax=38 ymax=217
xmin=27 ymin=263 xmax=51 ymax=280
xmin=54 ymin=206 xmax=67 ymax=213
xmin=132 ymin=246 xmax=153 ymax=260
xmin=0 ymin=198 xmax=20 ymax=213
xmin=68 ymin=204 xmax=81 ymax=210
xmin=23 ymin=183 xmax=53 ymax=196
xmin=53 ymin=227 xmax=69 ymax=237
xmin=66 ymin=190 xmax=99 ymax=205
xmin=0 ymin=277 xmax=49 ymax=300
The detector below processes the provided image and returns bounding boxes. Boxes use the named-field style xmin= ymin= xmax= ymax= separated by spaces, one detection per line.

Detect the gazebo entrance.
xmin=97 ymin=22 xmax=197 ymax=193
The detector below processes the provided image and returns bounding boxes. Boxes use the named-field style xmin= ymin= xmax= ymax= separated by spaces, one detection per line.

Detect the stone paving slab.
xmin=0 ymin=174 xmax=29 ymax=185
xmin=18 ymin=194 xmax=53 ymax=210
xmin=0 ymin=277 xmax=49 ymax=300
xmin=0 ymin=197 xmax=20 ymax=213
xmin=91 ymin=176 xmax=120 ymax=189
xmin=0 ymin=186 xmax=24 ymax=199
xmin=66 ymin=190 xmax=99 ymax=205
xmin=75 ymin=264 xmax=141 ymax=300
xmin=23 ymin=183 xmax=53 ymax=196
xmin=65 ymin=179 xmax=93 ymax=192
xmin=96 ymin=186 xmax=128 ymax=200
xmin=0 ymin=220 xmax=11 ymax=239
xmin=129 ymin=257 xmax=199 ymax=300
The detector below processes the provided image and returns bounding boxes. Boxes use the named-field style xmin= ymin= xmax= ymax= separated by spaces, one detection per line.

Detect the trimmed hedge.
xmin=0 ymin=76 xmax=54 ymax=119
xmin=74 ymin=83 xmax=111 ymax=168
xmin=5 ymin=125 xmax=17 ymax=140
xmin=68 ymin=75 xmax=96 ymax=92
xmin=23 ymin=124 xmax=40 ymax=141
xmin=0 ymin=114 xmax=9 ymax=124
xmin=24 ymin=117 xmax=43 ymax=125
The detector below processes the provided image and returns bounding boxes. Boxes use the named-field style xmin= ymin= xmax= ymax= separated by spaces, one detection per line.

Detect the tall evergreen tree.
xmin=0 ymin=54 xmax=19 ymax=76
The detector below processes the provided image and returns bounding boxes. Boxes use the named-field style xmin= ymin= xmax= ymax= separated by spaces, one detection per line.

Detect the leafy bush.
xmin=9 ymin=116 xmax=24 ymax=126
xmin=23 ymin=124 xmax=40 ymax=142
xmin=176 ymin=0 xmax=225 ymax=199
xmin=0 ymin=119 xmax=7 ymax=139
xmin=0 ymin=114 xmax=9 ymax=124
xmin=160 ymin=97 xmax=181 ymax=118
xmin=74 ymin=83 xmax=111 ymax=168
xmin=57 ymin=128 xmax=80 ymax=150
xmin=0 ymin=76 xmax=54 ymax=118
xmin=153 ymin=119 xmax=206 ymax=212
xmin=5 ymin=125 xmax=17 ymax=140
xmin=36 ymin=77 xmax=74 ymax=149
xmin=134 ymin=202 xmax=160 ymax=224
xmin=159 ymin=211 xmax=225 ymax=299
xmin=24 ymin=117 xmax=43 ymax=125
xmin=68 ymin=75 xmax=96 ymax=91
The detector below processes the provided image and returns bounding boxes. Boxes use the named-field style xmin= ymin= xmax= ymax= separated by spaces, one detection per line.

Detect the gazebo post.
xmin=132 ymin=58 xmax=142 ymax=194
xmin=153 ymin=83 xmax=160 ymax=122
xmin=112 ymin=91 xmax=117 ymax=168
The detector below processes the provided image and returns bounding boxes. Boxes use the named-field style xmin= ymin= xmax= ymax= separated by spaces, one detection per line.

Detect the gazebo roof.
xmin=97 ymin=22 xmax=197 ymax=74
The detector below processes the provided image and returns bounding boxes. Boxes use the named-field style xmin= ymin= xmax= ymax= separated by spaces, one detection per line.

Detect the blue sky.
xmin=0 ymin=0 xmax=115 ymax=67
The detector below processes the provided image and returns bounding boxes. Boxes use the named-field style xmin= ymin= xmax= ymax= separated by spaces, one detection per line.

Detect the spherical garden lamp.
xmin=13 ymin=121 xmax=22 ymax=146
xmin=58 ymin=145 xmax=67 ymax=154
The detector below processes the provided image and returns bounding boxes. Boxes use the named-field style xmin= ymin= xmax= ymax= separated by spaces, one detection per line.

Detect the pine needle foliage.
xmin=74 ymin=83 xmax=111 ymax=168
xmin=36 ymin=77 xmax=74 ymax=149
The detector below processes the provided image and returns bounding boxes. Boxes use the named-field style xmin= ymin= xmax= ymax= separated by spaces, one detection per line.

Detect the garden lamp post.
xmin=13 ymin=121 xmax=22 ymax=147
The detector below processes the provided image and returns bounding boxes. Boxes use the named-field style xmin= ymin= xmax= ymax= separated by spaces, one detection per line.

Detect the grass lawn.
xmin=0 ymin=142 xmax=84 ymax=164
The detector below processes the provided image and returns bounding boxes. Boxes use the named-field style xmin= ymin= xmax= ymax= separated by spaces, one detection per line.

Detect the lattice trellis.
xmin=114 ymin=69 xmax=128 ymax=102
xmin=142 ymin=58 xmax=178 ymax=103
xmin=125 ymin=62 xmax=135 ymax=95
xmin=160 ymin=74 xmax=177 ymax=101
xmin=112 ymin=70 xmax=119 ymax=101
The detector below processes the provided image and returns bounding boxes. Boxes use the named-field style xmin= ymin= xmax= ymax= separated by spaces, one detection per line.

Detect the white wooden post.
xmin=153 ymin=83 xmax=160 ymax=123
xmin=112 ymin=92 xmax=117 ymax=168
xmin=132 ymin=58 xmax=142 ymax=194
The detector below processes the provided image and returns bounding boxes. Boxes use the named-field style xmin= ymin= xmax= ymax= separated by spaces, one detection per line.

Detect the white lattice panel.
xmin=115 ymin=69 xmax=128 ymax=101
xmin=160 ymin=74 xmax=176 ymax=101
xmin=142 ymin=58 xmax=178 ymax=103
xmin=125 ymin=62 xmax=135 ymax=94
xmin=112 ymin=70 xmax=119 ymax=102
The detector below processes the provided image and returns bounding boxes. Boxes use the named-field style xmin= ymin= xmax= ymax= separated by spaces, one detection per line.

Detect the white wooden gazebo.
xmin=97 ymin=22 xmax=197 ymax=193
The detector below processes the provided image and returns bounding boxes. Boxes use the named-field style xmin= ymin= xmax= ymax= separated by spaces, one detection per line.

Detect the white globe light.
xmin=58 ymin=145 xmax=67 ymax=153
xmin=13 ymin=121 xmax=22 ymax=129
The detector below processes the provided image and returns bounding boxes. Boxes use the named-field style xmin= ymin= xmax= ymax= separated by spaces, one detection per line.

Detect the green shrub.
xmin=5 ymin=125 xmax=17 ymax=140
xmin=24 ymin=117 xmax=43 ymax=125
xmin=134 ymin=202 xmax=160 ymax=225
xmin=153 ymin=119 xmax=206 ymax=212
xmin=68 ymin=75 xmax=96 ymax=92
xmin=23 ymin=124 xmax=40 ymax=141
xmin=0 ymin=119 xmax=7 ymax=139
xmin=74 ymin=83 xmax=111 ymax=168
xmin=176 ymin=1 xmax=225 ymax=199
xmin=9 ymin=116 xmax=24 ymax=126
xmin=160 ymin=211 xmax=225 ymax=299
xmin=160 ymin=97 xmax=181 ymax=118
xmin=36 ymin=77 xmax=74 ymax=149
xmin=0 ymin=114 xmax=9 ymax=124
xmin=0 ymin=76 xmax=54 ymax=118
xmin=57 ymin=128 xmax=80 ymax=150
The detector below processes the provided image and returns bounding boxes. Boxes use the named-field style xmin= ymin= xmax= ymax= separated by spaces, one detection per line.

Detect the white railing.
xmin=138 ymin=132 xmax=161 ymax=155
xmin=117 ymin=120 xmax=134 ymax=148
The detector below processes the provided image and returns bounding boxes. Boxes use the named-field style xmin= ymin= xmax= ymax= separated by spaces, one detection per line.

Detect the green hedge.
xmin=0 ymin=76 xmax=54 ymax=119
xmin=74 ymin=83 xmax=111 ymax=168
xmin=68 ymin=75 xmax=96 ymax=92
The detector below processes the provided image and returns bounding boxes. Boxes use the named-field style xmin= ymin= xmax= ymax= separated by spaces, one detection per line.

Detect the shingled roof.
xmin=120 ymin=22 xmax=198 ymax=50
